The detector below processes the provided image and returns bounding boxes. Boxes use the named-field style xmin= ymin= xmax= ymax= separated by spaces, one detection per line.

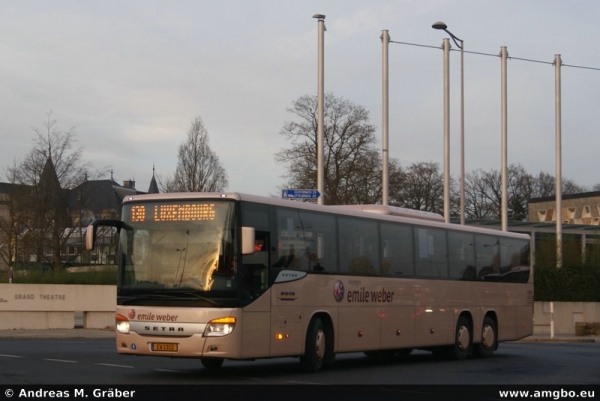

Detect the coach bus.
xmin=85 ymin=192 xmax=533 ymax=372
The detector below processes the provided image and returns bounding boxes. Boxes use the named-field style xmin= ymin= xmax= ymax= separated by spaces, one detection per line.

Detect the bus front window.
xmin=118 ymin=201 xmax=238 ymax=301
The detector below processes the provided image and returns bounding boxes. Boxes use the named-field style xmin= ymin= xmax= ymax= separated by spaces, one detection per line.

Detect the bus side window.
xmin=415 ymin=227 xmax=448 ymax=278
xmin=275 ymin=208 xmax=336 ymax=273
xmin=448 ymin=231 xmax=475 ymax=280
xmin=475 ymin=235 xmax=500 ymax=281
xmin=242 ymin=264 xmax=267 ymax=300
xmin=381 ymin=223 xmax=414 ymax=277
xmin=339 ymin=217 xmax=380 ymax=275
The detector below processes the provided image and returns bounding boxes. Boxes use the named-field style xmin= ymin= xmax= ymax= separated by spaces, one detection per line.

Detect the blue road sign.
xmin=281 ymin=189 xmax=321 ymax=199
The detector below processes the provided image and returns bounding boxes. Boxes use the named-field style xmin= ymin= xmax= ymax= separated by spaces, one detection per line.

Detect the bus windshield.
xmin=117 ymin=201 xmax=238 ymax=303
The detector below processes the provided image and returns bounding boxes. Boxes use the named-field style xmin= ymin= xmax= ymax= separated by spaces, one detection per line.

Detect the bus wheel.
xmin=201 ymin=357 xmax=224 ymax=369
xmin=448 ymin=316 xmax=472 ymax=360
xmin=473 ymin=316 xmax=497 ymax=358
xmin=300 ymin=317 xmax=325 ymax=373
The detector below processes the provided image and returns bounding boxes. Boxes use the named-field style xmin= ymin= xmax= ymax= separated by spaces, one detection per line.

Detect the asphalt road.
xmin=0 ymin=339 xmax=598 ymax=385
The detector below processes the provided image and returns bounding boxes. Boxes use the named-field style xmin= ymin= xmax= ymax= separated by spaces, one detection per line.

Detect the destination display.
xmin=130 ymin=203 xmax=216 ymax=222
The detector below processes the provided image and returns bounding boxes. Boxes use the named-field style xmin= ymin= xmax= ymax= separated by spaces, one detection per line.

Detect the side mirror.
xmin=241 ymin=227 xmax=255 ymax=255
xmin=85 ymin=224 xmax=97 ymax=251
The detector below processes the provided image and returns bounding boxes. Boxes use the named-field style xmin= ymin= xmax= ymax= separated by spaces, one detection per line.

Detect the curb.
xmin=517 ymin=337 xmax=596 ymax=343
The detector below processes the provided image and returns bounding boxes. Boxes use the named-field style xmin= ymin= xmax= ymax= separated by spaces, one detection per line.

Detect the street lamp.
xmin=313 ymin=14 xmax=326 ymax=205
xmin=432 ymin=21 xmax=465 ymax=225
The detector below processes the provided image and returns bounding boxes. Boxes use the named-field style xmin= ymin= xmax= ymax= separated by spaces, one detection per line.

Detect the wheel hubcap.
xmin=315 ymin=329 xmax=325 ymax=361
xmin=481 ymin=325 xmax=494 ymax=349
xmin=457 ymin=326 xmax=470 ymax=351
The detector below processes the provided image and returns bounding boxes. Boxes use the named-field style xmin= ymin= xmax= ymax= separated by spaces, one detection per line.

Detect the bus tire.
xmin=201 ymin=357 xmax=224 ymax=369
xmin=300 ymin=317 xmax=326 ymax=373
xmin=473 ymin=316 xmax=497 ymax=358
xmin=447 ymin=316 xmax=472 ymax=360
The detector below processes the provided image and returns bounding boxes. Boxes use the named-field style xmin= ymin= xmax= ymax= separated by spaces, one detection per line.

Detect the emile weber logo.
xmin=333 ymin=280 xmax=395 ymax=303
xmin=129 ymin=309 xmax=183 ymax=333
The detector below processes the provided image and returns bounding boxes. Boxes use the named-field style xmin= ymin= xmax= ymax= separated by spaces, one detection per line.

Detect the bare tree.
xmin=275 ymin=93 xmax=384 ymax=205
xmin=0 ymin=161 xmax=29 ymax=271
xmin=464 ymin=165 xmax=531 ymax=220
xmin=17 ymin=112 xmax=89 ymax=189
xmin=6 ymin=111 xmax=89 ymax=270
xmin=390 ymin=161 xmax=445 ymax=214
xmin=464 ymin=164 xmax=587 ymax=221
xmin=531 ymin=172 xmax=556 ymax=198
xmin=162 ymin=116 xmax=228 ymax=193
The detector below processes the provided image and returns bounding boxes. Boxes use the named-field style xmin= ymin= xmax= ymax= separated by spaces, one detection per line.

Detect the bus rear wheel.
xmin=300 ymin=317 xmax=326 ymax=373
xmin=473 ymin=316 xmax=497 ymax=358
xmin=201 ymin=357 xmax=224 ymax=369
xmin=447 ymin=316 xmax=472 ymax=360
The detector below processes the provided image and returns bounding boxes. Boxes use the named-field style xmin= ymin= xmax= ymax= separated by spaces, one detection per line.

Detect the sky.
xmin=1 ymin=0 xmax=600 ymax=198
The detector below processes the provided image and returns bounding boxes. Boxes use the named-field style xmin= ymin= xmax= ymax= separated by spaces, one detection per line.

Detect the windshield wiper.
xmin=118 ymin=291 xmax=220 ymax=305
xmin=160 ymin=290 xmax=223 ymax=307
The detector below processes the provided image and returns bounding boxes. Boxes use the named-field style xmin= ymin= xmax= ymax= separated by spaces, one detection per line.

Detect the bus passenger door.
xmin=240 ymin=231 xmax=271 ymax=359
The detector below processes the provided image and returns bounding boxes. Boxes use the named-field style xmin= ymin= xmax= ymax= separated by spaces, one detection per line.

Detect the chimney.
xmin=123 ymin=180 xmax=135 ymax=189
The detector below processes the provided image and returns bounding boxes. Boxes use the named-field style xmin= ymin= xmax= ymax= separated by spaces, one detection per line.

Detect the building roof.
xmin=147 ymin=172 xmax=159 ymax=194
xmin=529 ymin=190 xmax=600 ymax=204
xmin=68 ymin=179 xmax=142 ymax=215
xmin=0 ymin=182 xmax=30 ymax=195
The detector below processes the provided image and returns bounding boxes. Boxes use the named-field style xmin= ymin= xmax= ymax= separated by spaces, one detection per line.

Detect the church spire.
xmin=147 ymin=163 xmax=159 ymax=194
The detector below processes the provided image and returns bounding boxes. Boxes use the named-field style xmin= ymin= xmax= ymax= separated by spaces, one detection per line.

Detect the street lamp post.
xmin=500 ymin=46 xmax=508 ymax=232
xmin=555 ymin=54 xmax=563 ymax=268
xmin=381 ymin=30 xmax=390 ymax=206
xmin=432 ymin=22 xmax=464 ymax=225
xmin=313 ymin=14 xmax=326 ymax=205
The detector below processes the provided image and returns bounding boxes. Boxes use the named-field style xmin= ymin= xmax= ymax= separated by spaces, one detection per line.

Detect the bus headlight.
xmin=204 ymin=317 xmax=236 ymax=337
xmin=116 ymin=314 xmax=130 ymax=334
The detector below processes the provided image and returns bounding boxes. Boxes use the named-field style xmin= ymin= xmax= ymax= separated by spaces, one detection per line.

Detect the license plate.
xmin=151 ymin=343 xmax=178 ymax=352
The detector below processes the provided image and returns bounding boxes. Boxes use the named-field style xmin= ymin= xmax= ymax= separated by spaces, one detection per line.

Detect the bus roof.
xmin=121 ymin=192 xmax=531 ymax=241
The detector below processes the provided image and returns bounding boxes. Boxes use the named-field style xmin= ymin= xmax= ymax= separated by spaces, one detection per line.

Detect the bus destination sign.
xmin=131 ymin=204 xmax=216 ymax=222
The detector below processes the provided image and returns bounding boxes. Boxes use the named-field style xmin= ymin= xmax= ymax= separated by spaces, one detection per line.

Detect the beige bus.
xmin=85 ymin=192 xmax=533 ymax=372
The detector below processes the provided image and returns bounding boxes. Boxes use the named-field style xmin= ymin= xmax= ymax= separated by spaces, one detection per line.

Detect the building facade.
xmin=0 ymin=159 xmax=159 ymax=271
xmin=528 ymin=191 xmax=600 ymax=225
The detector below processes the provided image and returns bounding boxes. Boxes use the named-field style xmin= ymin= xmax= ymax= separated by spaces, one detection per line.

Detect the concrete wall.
xmin=0 ymin=284 xmax=115 ymax=330
xmin=534 ymin=301 xmax=600 ymax=335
